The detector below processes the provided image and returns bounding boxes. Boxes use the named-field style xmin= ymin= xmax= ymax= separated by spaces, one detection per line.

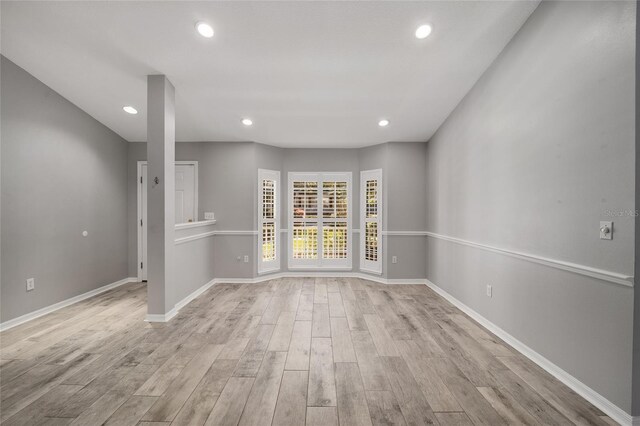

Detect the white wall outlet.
xmin=600 ymin=221 xmax=613 ymax=240
xmin=486 ymin=284 xmax=492 ymax=298
xmin=243 ymin=255 xmax=249 ymax=263
xmin=392 ymin=256 xmax=398 ymax=264
xmin=26 ymin=278 xmax=35 ymax=292
xmin=204 ymin=212 xmax=215 ymax=220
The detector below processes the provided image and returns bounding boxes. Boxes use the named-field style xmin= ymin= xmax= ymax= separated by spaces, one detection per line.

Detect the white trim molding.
xmin=212 ymin=272 xmax=427 ymax=286
xmin=175 ymin=219 xmax=217 ymax=230
xmin=146 ymin=278 xmax=217 ymax=323
xmin=258 ymin=169 xmax=281 ymax=274
xmin=281 ymin=229 xmax=360 ymax=233
xmin=361 ymin=169 xmax=383 ymax=275
xmin=383 ymin=230 xmax=429 ymax=236
xmin=214 ymin=230 xmax=258 ymax=236
xmin=145 ymin=309 xmax=177 ymax=323
xmin=0 ymin=277 xmax=137 ymax=332
xmin=425 ymin=231 xmax=633 ymax=287
xmin=175 ymin=231 xmax=217 ymax=245
xmin=426 ymin=279 xmax=635 ymax=426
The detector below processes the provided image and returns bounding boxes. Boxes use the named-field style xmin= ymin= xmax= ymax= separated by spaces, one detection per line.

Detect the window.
xmin=288 ymin=172 xmax=352 ymax=269
xmin=360 ymin=169 xmax=382 ymax=274
xmin=258 ymin=169 xmax=280 ymax=273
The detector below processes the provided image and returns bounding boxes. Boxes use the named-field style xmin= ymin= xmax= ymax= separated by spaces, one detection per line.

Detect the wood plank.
xmin=314 ymin=283 xmax=328 ymax=304
xmin=488 ymin=368 xmax=572 ymax=425
xmin=238 ymin=351 xmax=287 ymax=425
xmin=477 ymin=386 xmax=539 ymax=425
xmin=272 ymin=370 xmax=308 ymax=426
xmin=351 ymin=331 xmax=389 ymax=391
xmin=204 ymin=377 xmax=254 ymax=426
xmin=363 ymin=314 xmax=398 ymax=357
xmin=365 ymin=390 xmax=406 ymax=426
xmin=343 ymin=298 xmax=367 ymax=331
xmin=335 ymin=362 xmax=372 ymax=426
xmin=395 ymin=340 xmax=461 ymax=412
xmin=380 ymin=356 xmax=439 ymax=426
xmin=330 ymin=317 xmax=357 ymax=363
xmin=434 ymin=412 xmax=474 ymax=426
xmin=142 ymin=344 xmax=223 ymax=422
xmin=306 ymin=407 xmax=338 ymax=426
xmin=268 ymin=311 xmax=296 ymax=352
xmin=430 ymin=357 xmax=507 ymax=426
xmin=296 ymin=293 xmax=314 ymax=321
xmin=172 ymin=359 xmax=237 ymax=426
xmin=218 ymin=338 xmax=250 ymax=360
xmin=2 ymin=384 xmax=83 ymax=426
xmin=103 ymin=395 xmax=157 ymax=426
xmin=69 ymin=363 xmax=160 ymax=426
xmin=499 ymin=356 xmax=607 ymax=425
xmin=328 ymin=292 xmax=346 ymax=317
xmin=312 ymin=303 xmax=331 ymax=338
xmin=448 ymin=314 xmax=513 ymax=357
xmin=233 ymin=324 xmax=275 ymax=377
xmin=308 ymin=338 xmax=336 ymax=407
xmin=285 ymin=321 xmax=312 ymax=371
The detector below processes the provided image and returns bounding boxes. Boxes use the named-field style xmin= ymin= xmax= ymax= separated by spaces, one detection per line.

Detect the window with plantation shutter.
xmin=360 ymin=169 xmax=382 ymax=274
xmin=288 ymin=172 xmax=352 ymax=269
xmin=258 ymin=169 xmax=280 ymax=273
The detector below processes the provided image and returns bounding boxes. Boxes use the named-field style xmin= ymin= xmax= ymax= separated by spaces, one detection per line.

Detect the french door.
xmin=288 ymin=172 xmax=352 ymax=269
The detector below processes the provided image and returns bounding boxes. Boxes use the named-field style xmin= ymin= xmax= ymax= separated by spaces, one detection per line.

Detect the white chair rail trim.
xmin=424 ymin=231 xmax=633 ymax=287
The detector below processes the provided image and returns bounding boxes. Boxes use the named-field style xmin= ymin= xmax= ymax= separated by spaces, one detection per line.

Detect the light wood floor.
xmin=0 ymin=278 xmax=616 ymax=426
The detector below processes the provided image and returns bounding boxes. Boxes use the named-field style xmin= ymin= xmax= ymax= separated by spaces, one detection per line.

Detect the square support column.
xmin=146 ymin=75 xmax=176 ymax=321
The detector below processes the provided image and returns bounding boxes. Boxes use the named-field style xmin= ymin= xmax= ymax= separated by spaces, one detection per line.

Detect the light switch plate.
xmin=204 ymin=212 xmax=215 ymax=220
xmin=600 ymin=221 xmax=613 ymax=240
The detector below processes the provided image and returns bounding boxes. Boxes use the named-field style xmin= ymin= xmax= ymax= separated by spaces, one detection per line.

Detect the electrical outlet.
xmin=486 ymin=284 xmax=492 ymax=298
xmin=392 ymin=256 xmax=398 ymax=264
xmin=26 ymin=278 xmax=35 ymax=292
xmin=243 ymin=255 xmax=249 ymax=263
xmin=204 ymin=212 xmax=215 ymax=220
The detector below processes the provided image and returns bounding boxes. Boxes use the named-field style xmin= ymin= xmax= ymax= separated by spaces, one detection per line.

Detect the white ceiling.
xmin=1 ymin=1 xmax=539 ymax=148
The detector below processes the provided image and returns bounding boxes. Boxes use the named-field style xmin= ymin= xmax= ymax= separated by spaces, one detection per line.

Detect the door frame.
xmin=137 ymin=160 xmax=199 ymax=282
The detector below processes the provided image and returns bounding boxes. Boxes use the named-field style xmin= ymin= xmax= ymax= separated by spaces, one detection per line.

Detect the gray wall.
xmin=1 ymin=56 xmax=129 ymax=322
xmin=385 ymin=143 xmax=428 ymax=280
xmin=128 ymin=142 xmax=429 ymax=280
xmin=425 ymin=0 xmax=635 ymax=413
xmin=128 ymin=142 xmax=258 ymax=279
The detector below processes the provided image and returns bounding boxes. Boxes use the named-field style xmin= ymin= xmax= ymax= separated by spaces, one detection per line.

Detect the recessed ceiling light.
xmin=378 ymin=119 xmax=389 ymax=127
xmin=196 ymin=21 xmax=214 ymax=38
xmin=415 ymin=24 xmax=432 ymax=39
xmin=123 ymin=106 xmax=138 ymax=114
xmin=242 ymin=118 xmax=253 ymax=126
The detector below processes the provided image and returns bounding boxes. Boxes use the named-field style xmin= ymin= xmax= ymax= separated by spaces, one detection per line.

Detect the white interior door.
xmin=140 ymin=162 xmax=197 ymax=281
xmin=175 ymin=165 xmax=196 ymax=224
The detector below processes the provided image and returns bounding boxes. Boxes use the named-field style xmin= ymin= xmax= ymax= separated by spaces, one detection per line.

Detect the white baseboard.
xmin=0 ymin=277 xmax=138 ymax=332
xmin=212 ymin=272 xmax=427 ymax=285
xmin=145 ymin=308 xmax=177 ymax=323
xmin=425 ymin=280 xmax=634 ymax=426
xmin=145 ymin=278 xmax=218 ymax=323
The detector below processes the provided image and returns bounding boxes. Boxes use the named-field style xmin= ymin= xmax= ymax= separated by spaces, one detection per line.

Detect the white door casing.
xmin=360 ymin=169 xmax=382 ymax=274
xmin=137 ymin=161 xmax=198 ymax=281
